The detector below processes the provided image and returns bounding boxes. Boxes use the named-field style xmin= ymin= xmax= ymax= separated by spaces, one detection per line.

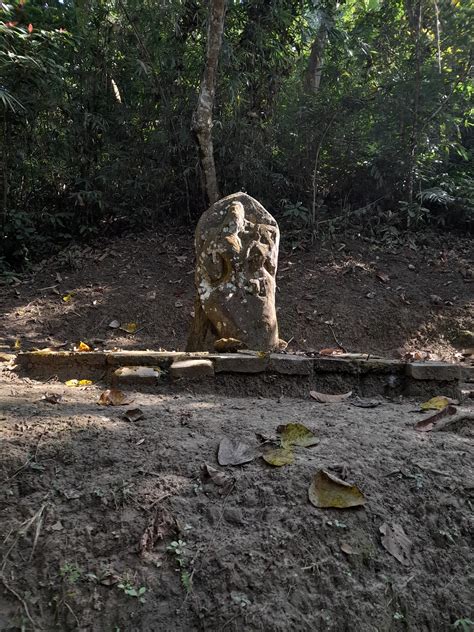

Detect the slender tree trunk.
xmin=304 ymin=24 xmax=328 ymax=94
xmin=192 ymin=0 xmax=226 ymax=206
xmin=406 ymin=0 xmax=423 ymax=205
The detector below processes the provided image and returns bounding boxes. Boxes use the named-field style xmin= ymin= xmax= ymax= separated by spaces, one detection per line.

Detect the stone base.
xmin=12 ymin=350 xmax=474 ymax=401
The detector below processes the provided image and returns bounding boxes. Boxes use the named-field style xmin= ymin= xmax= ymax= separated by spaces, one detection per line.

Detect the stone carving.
xmin=186 ymin=192 xmax=280 ymax=352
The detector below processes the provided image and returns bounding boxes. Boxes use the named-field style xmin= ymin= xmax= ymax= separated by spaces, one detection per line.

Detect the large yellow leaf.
xmin=76 ymin=341 xmax=92 ymax=352
xmin=120 ymin=322 xmax=138 ymax=334
xmin=420 ymin=396 xmax=450 ymax=411
xmin=308 ymin=470 xmax=366 ymax=508
xmin=262 ymin=447 xmax=294 ymax=466
xmin=62 ymin=292 xmax=75 ymax=302
xmin=277 ymin=423 xmax=319 ymax=449
xmin=65 ymin=379 xmax=93 ymax=387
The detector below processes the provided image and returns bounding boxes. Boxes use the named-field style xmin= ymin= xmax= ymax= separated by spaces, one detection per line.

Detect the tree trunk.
xmin=304 ymin=25 xmax=328 ymax=94
xmin=406 ymin=0 xmax=423 ymax=205
xmin=192 ymin=0 xmax=226 ymax=206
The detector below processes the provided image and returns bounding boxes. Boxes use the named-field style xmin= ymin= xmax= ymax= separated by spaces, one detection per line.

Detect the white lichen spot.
xmin=199 ymin=277 xmax=213 ymax=302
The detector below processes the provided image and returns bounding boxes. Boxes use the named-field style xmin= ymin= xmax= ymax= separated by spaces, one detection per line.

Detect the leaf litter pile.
xmin=0 ymin=375 xmax=472 ymax=631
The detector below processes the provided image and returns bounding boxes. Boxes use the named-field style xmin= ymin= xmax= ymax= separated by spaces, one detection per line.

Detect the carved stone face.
xmin=194 ymin=193 xmax=280 ymax=350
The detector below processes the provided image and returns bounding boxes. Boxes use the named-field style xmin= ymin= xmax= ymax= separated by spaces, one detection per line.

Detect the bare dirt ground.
xmin=0 ymin=230 xmax=473 ymax=359
xmin=0 ymin=369 xmax=473 ymax=632
xmin=0 ymin=230 xmax=473 ymax=631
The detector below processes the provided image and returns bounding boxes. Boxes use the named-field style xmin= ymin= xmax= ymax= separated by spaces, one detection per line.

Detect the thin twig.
xmin=316 ymin=195 xmax=386 ymax=226
xmin=327 ymin=323 xmax=346 ymax=352
xmin=64 ymin=601 xmax=80 ymax=627
xmin=1 ymin=575 xmax=41 ymax=630
xmin=1 ymin=458 xmax=33 ymax=485
xmin=1 ymin=436 xmax=43 ymax=486
xmin=311 ymin=113 xmax=337 ymax=230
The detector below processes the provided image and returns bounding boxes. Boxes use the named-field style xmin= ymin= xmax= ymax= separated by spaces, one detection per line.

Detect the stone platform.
xmin=13 ymin=350 xmax=474 ymax=400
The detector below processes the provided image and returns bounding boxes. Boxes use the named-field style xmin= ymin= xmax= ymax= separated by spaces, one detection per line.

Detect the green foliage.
xmin=0 ymin=0 xmax=472 ymax=270
xmin=60 ymin=562 xmax=82 ymax=584
xmin=117 ymin=580 xmax=147 ymax=603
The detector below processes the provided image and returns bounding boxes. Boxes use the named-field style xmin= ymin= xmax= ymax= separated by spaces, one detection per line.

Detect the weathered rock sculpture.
xmin=186 ymin=192 xmax=280 ymax=352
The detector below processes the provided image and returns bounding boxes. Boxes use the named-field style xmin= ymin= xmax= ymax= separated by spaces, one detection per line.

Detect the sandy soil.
xmin=0 ymin=369 xmax=472 ymax=632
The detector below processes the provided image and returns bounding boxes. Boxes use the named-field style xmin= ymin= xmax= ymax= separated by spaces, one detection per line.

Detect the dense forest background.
xmin=1 ymin=0 xmax=472 ymax=271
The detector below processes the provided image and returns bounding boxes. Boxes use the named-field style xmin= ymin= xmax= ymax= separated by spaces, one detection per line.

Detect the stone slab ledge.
xmin=13 ymin=350 xmax=471 ymax=383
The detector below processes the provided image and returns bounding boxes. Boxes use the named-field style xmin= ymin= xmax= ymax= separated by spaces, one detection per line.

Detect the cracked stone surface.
xmin=187 ymin=192 xmax=280 ymax=352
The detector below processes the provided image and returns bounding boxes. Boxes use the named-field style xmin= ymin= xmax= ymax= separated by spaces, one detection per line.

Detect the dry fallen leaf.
xmin=14 ymin=338 xmax=22 ymax=350
xmin=310 ymin=390 xmax=353 ymax=403
xmin=120 ymin=322 xmax=138 ymax=334
xmin=277 ymin=423 xmax=319 ymax=448
xmin=100 ymin=573 xmax=121 ymax=586
xmin=139 ymin=506 xmax=175 ymax=557
xmin=319 ymin=348 xmax=344 ymax=356
xmin=62 ymin=292 xmax=74 ymax=302
xmin=98 ymin=389 xmax=130 ymax=406
xmin=340 ymin=542 xmax=358 ymax=555
xmin=262 ymin=447 xmax=294 ymax=466
xmin=379 ymin=522 xmax=412 ymax=566
xmin=108 ymin=320 xmax=120 ymax=329
xmin=415 ymin=405 xmax=457 ymax=432
xmin=308 ymin=470 xmax=366 ymax=509
xmin=76 ymin=341 xmax=92 ymax=352
xmin=201 ymin=463 xmax=235 ymax=492
xmin=420 ymin=396 xmax=450 ymax=411
xmin=50 ymin=520 xmax=64 ymax=532
xmin=41 ymin=393 xmax=62 ymax=404
xmin=376 ymin=271 xmax=390 ymax=283
xmin=214 ymin=338 xmax=244 ymax=353
xmin=65 ymin=379 xmax=93 ymax=387
xmin=217 ymin=437 xmax=259 ymax=466
xmin=123 ymin=408 xmax=145 ymax=422
xmin=351 ymin=397 xmax=381 ymax=409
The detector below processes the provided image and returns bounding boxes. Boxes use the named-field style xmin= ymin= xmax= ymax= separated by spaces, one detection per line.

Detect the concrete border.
xmin=12 ymin=350 xmax=473 ymax=400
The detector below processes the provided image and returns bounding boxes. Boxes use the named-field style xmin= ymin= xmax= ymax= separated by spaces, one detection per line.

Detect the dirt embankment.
xmin=1 ymin=231 xmax=473 ymax=360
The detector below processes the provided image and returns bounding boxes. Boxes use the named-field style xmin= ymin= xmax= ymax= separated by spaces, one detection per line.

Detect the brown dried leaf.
xmin=415 ymin=405 xmax=457 ymax=432
xmin=98 ymin=389 xmax=130 ymax=406
xmin=351 ymin=397 xmax=381 ymax=409
xmin=139 ymin=507 xmax=175 ymax=557
xmin=214 ymin=338 xmax=244 ymax=353
xmin=319 ymin=348 xmax=344 ymax=356
xmin=310 ymin=390 xmax=352 ymax=403
xmin=217 ymin=437 xmax=259 ymax=466
xmin=376 ymin=271 xmax=390 ymax=283
xmin=340 ymin=542 xmax=358 ymax=555
xmin=100 ymin=573 xmax=121 ymax=586
xmin=379 ymin=522 xmax=412 ymax=566
xmin=41 ymin=392 xmax=62 ymax=404
xmin=123 ymin=408 xmax=145 ymax=422
xmin=201 ymin=463 xmax=235 ymax=492
xmin=308 ymin=470 xmax=366 ymax=509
